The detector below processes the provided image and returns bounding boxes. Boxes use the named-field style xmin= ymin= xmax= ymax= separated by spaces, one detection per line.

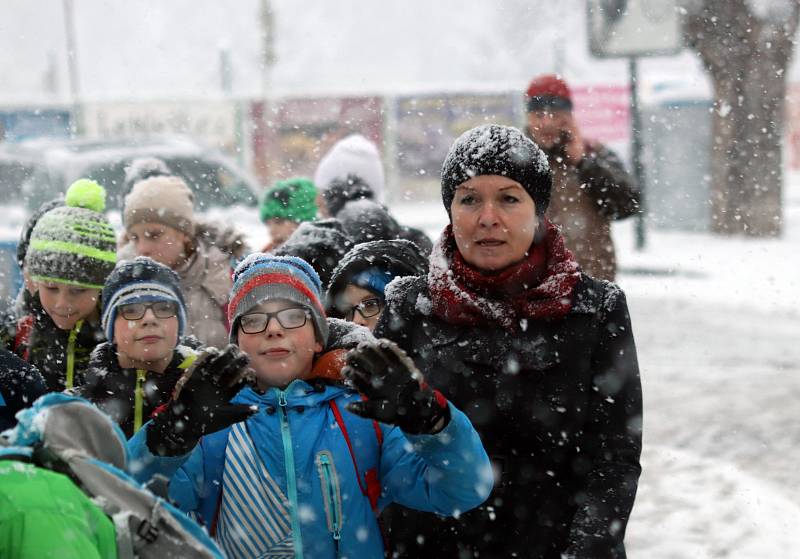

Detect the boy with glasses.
xmin=326 ymin=239 xmax=428 ymax=332
xmin=78 ymin=257 xmax=200 ymax=438
xmin=127 ymin=254 xmax=492 ymax=559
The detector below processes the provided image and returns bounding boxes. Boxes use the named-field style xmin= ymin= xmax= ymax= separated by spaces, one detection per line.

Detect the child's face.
xmin=37 ymin=282 xmax=100 ymax=330
xmin=339 ymin=284 xmax=383 ymax=332
xmin=127 ymin=222 xmax=190 ymax=269
xmin=237 ymin=300 xmax=322 ymax=390
xmin=113 ymin=301 xmax=180 ymax=370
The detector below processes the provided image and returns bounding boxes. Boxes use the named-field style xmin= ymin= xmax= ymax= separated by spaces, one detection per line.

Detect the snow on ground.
xmin=393 ymin=174 xmax=800 ymax=558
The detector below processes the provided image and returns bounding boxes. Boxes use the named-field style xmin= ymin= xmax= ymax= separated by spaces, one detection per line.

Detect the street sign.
xmin=587 ymin=0 xmax=683 ymax=58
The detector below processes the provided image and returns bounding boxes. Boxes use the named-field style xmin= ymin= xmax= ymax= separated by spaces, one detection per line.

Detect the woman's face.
xmin=127 ymin=222 xmax=190 ymax=269
xmin=450 ymin=175 xmax=538 ymax=272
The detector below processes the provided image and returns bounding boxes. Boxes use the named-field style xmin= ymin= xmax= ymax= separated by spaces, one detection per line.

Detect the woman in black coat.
xmin=375 ymin=124 xmax=642 ymax=559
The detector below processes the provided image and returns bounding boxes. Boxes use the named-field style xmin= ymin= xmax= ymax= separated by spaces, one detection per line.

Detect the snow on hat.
xmin=273 ymin=219 xmax=354 ymax=290
xmin=336 ymin=199 xmax=400 ymax=245
xmin=228 ymin=254 xmax=329 ymax=345
xmin=24 ymin=179 xmax=117 ymax=289
xmin=123 ymin=175 xmax=195 ymax=236
xmin=16 ymin=197 xmax=64 ymax=268
xmin=259 ymin=177 xmax=318 ymax=223
xmin=323 ymin=174 xmax=374 ymax=217
xmin=326 ymin=239 xmax=429 ymax=312
xmin=525 ymin=74 xmax=573 ymax=112
xmin=441 ymin=124 xmax=552 ymax=217
xmin=313 ymin=134 xmax=385 ymax=202
xmin=101 ymin=256 xmax=187 ymax=342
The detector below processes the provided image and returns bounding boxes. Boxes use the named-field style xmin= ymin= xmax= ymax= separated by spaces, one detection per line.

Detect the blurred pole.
xmin=63 ymin=0 xmax=82 ymax=136
xmin=260 ymin=0 xmax=276 ymax=99
xmin=259 ymin=0 xmax=276 ymax=182
xmin=219 ymin=47 xmax=245 ymax=166
xmin=629 ymin=56 xmax=646 ymax=250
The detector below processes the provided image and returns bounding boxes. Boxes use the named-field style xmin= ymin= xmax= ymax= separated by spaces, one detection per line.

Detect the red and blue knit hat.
xmin=228 ymin=254 xmax=329 ymax=345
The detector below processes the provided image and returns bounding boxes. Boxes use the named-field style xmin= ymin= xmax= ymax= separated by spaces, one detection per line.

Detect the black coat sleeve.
xmin=566 ymin=286 xmax=643 ymax=558
xmin=578 ymin=143 xmax=640 ymax=220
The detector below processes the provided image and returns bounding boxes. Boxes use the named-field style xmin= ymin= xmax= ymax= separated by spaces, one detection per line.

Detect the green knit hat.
xmin=259 ymin=177 xmax=318 ymax=223
xmin=24 ymin=179 xmax=118 ymax=289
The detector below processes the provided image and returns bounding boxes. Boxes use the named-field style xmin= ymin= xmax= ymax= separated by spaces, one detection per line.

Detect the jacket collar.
xmin=233 ymin=379 xmax=348 ymax=408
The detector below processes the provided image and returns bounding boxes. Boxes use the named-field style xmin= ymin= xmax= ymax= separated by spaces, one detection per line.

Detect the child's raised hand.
xmin=342 ymin=339 xmax=450 ymax=434
xmin=146 ymin=345 xmax=257 ymax=456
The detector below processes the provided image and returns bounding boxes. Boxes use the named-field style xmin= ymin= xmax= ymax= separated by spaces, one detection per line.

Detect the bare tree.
xmin=683 ymin=0 xmax=800 ymax=236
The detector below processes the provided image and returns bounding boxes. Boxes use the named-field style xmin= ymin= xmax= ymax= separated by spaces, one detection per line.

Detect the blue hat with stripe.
xmin=101 ymin=257 xmax=187 ymax=342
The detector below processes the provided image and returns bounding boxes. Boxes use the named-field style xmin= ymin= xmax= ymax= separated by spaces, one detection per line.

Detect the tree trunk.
xmin=684 ymin=0 xmax=800 ymax=236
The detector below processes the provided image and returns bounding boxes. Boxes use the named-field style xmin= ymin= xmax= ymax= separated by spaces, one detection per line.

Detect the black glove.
xmin=342 ymin=339 xmax=450 ymax=435
xmin=146 ymin=345 xmax=256 ymax=456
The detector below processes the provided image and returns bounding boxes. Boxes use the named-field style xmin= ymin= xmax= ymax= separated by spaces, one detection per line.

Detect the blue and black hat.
xmin=101 ymin=257 xmax=187 ymax=342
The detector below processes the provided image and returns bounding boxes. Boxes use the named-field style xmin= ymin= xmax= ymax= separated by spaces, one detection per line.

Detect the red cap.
xmin=526 ymin=74 xmax=572 ymax=101
xmin=525 ymin=74 xmax=573 ymax=111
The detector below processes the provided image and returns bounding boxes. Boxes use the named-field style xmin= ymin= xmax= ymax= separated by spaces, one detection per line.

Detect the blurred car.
xmin=0 ymin=135 xmax=264 ymax=301
xmin=0 ymin=135 xmax=261 ymax=212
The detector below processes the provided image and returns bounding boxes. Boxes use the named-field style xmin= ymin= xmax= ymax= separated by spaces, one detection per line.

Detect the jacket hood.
xmin=327 ymin=239 xmax=429 ymax=305
xmin=2 ymin=393 xmax=128 ymax=470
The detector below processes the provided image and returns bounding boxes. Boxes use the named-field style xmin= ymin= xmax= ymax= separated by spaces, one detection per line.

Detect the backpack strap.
xmin=329 ymin=399 xmax=382 ymax=514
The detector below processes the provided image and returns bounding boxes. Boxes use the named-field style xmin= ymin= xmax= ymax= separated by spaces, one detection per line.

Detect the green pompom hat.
xmin=259 ymin=177 xmax=318 ymax=223
xmin=24 ymin=179 xmax=117 ymax=289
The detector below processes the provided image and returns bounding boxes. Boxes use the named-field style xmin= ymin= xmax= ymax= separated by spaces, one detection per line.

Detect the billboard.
xmin=587 ymin=0 xmax=683 ymax=58
xmin=393 ymin=93 xmax=519 ymax=180
xmin=251 ymin=96 xmax=384 ymax=185
xmin=82 ymin=101 xmax=239 ymax=152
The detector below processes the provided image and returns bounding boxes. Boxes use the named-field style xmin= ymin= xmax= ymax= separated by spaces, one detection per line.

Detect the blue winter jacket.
xmin=127 ymin=380 xmax=492 ymax=558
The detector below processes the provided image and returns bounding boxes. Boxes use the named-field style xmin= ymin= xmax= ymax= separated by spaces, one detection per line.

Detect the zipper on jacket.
xmin=316 ymin=451 xmax=342 ymax=549
xmin=277 ymin=388 xmax=305 ymax=559
xmin=65 ymin=319 xmax=83 ymax=389
xmin=134 ymin=369 xmax=146 ymax=433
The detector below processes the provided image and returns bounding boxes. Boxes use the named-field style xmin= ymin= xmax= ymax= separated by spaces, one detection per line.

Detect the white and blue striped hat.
xmin=101 ymin=256 xmax=187 ymax=342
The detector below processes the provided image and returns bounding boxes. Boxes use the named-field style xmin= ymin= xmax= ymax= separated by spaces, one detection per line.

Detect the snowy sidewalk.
xmin=617 ymin=178 xmax=800 ymax=557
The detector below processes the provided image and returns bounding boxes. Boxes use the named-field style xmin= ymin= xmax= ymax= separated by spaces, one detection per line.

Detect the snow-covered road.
xmin=626 ymin=295 xmax=800 ymax=558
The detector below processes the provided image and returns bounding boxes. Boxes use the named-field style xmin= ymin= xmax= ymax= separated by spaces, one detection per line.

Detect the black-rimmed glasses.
xmin=239 ymin=308 xmax=311 ymax=334
xmin=119 ymin=301 xmax=179 ymax=321
xmin=343 ymin=297 xmax=383 ymax=321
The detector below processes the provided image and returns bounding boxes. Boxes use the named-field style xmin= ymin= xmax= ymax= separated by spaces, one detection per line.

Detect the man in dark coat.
xmin=525 ymin=74 xmax=640 ymax=281
xmin=376 ymin=123 xmax=642 ymax=558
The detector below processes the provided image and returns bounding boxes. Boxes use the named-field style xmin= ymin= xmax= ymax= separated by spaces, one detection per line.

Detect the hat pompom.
xmin=65 ymin=179 xmax=107 ymax=213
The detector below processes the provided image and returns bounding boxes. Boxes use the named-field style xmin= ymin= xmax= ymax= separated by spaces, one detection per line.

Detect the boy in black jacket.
xmin=78 ymin=257 xmax=200 ymax=438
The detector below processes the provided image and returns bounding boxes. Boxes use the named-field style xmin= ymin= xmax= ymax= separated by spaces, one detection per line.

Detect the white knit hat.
xmin=313 ymin=134 xmax=385 ymax=202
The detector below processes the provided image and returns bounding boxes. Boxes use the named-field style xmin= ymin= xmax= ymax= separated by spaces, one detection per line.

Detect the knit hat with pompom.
xmin=24 ymin=179 xmax=117 ymax=289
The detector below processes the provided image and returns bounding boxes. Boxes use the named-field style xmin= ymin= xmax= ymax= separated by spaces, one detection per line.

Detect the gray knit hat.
xmin=24 ymin=179 xmax=117 ymax=289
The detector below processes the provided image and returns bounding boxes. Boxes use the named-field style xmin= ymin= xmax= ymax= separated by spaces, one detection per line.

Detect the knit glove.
xmin=146 ymin=345 xmax=256 ymax=456
xmin=342 ymin=339 xmax=450 ymax=435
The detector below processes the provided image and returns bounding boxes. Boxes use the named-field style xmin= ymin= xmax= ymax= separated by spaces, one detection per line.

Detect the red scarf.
xmin=428 ymin=220 xmax=581 ymax=330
